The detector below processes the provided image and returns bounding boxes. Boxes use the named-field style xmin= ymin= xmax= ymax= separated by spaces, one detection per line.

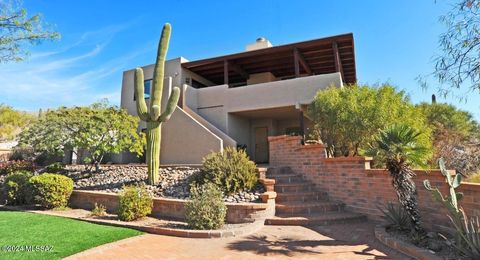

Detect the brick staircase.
xmin=265 ymin=166 xmax=366 ymax=226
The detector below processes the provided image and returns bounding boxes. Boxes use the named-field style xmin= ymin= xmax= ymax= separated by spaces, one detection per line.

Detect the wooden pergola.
xmin=182 ymin=33 xmax=356 ymax=87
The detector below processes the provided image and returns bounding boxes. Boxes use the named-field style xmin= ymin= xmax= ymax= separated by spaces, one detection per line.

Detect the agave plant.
xmin=378 ymin=202 xmax=412 ymax=231
xmin=450 ymin=209 xmax=480 ymax=258
xmin=366 ymin=124 xmax=429 ymax=234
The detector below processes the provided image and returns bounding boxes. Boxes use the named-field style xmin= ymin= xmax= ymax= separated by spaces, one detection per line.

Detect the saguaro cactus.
xmin=134 ymin=23 xmax=180 ymax=185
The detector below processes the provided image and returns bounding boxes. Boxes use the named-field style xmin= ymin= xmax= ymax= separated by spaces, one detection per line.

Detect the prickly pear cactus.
xmin=424 ymin=158 xmax=463 ymax=214
xmin=134 ymin=23 xmax=180 ymax=185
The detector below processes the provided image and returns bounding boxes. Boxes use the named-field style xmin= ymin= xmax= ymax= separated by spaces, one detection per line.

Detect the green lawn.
xmin=0 ymin=211 xmax=143 ymax=259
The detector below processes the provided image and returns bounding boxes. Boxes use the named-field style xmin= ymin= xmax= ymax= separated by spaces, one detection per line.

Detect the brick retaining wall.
xmin=268 ymin=135 xmax=480 ymax=231
xmin=69 ymin=190 xmax=275 ymax=224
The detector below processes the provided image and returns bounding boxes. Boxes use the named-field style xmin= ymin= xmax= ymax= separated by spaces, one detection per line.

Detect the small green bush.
xmin=5 ymin=171 xmax=33 ymax=205
xmin=118 ymin=185 xmax=153 ymax=221
xmin=185 ymin=183 xmax=227 ymax=230
xmin=44 ymin=162 xmax=64 ymax=173
xmin=91 ymin=203 xmax=107 ymax=217
xmin=197 ymin=147 xmax=257 ymax=194
xmin=29 ymin=173 xmax=74 ymax=209
xmin=0 ymin=160 xmax=34 ymax=175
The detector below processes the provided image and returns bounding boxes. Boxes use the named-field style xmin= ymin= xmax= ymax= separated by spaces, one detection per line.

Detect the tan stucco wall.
xmin=185 ymin=72 xmax=342 ymax=114
xmin=247 ymin=72 xmax=277 ymax=85
xmin=161 ymin=107 xmax=223 ymax=164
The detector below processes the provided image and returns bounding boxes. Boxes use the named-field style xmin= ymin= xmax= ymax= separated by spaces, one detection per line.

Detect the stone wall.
xmin=69 ymin=190 xmax=276 ymax=224
xmin=268 ymin=135 xmax=480 ymax=231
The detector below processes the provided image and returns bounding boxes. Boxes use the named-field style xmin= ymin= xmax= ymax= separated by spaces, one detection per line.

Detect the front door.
xmin=254 ymin=127 xmax=269 ymax=163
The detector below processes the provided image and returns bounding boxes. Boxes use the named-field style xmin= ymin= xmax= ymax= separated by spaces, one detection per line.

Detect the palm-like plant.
xmin=366 ymin=124 xmax=430 ymax=234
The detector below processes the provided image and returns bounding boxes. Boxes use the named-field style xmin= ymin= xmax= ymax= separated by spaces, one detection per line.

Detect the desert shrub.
xmin=44 ymin=162 xmax=64 ymax=173
xmin=8 ymin=147 xmax=35 ymax=162
xmin=185 ymin=183 xmax=227 ymax=230
xmin=467 ymin=172 xmax=480 ymax=183
xmin=117 ymin=185 xmax=153 ymax=221
xmin=0 ymin=160 xmax=34 ymax=175
xmin=91 ymin=203 xmax=107 ymax=217
xmin=197 ymin=147 xmax=257 ymax=194
xmin=417 ymin=102 xmax=480 ymax=175
xmin=379 ymin=202 xmax=412 ymax=231
xmin=5 ymin=171 xmax=33 ymax=205
xmin=308 ymin=83 xmax=432 ymax=157
xmin=29 ymin=173 xmax=73 ymax=209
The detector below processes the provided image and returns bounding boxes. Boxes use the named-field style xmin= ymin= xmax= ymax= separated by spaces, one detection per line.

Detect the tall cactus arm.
xmin=134 ymin=68 xmax=150 ymax=121
xmin=157 ymin=86 xmax=180 ymax=122
xmin=150 ymin=23 xmax=171 ymax=114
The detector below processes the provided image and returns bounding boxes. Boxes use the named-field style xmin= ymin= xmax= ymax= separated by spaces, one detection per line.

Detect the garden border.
xmin=374 ymin=225 xmax=442 ymax=260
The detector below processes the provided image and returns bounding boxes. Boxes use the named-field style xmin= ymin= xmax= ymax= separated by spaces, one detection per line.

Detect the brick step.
xmin=274 ymin=182 xmax=315 ymax=193
xmin=267 ymin=174 xmax=305 ymax=184
xmin=265 ymin=212 xmax=366 ymax=226
xmin=276 ymin=201 xmax=344 ymax=215
xmin=266 ymin=167 xmax=294 ymax=176
xmin=276 ymin=191 xmax=329 ymax=203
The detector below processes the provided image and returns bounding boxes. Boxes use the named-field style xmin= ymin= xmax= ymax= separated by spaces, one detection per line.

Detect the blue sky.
xmin=1 ymin=0 xmax=479 ymax=120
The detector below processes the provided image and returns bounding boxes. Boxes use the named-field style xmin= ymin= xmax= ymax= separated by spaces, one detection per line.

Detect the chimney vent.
xmin=246 ymin=37 xmax=272 ymax=51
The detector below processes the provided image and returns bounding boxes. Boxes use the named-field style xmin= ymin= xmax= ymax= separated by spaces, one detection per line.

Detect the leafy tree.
xmin=430 ymin=0 xmax=480 ymax=94
xmin=19 ymin=102 xmax=145 ymax=172
xmin=308 ymin=83 xmax=432 ymax=157
xmin=417 ymin=102 xmax=479 ymax=140
xmin=0 ymin=104 xmax=35 ymax=141
xmin=365 ymin=125 xmax=429 ymax=235
xmin=417 ymin=102 xmax=480 ymax=175
xmin=0 ymin=0 xmax=59 ymax=63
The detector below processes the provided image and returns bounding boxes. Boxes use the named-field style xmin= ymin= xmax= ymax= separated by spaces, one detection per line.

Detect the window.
xmin=133 ymin=79 xmax=152 ymax=100
xmin=144 ymin=80 xmax=151 ymax=99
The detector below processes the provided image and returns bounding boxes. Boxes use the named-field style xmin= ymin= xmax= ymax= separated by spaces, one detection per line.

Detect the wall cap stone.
xmin=322 ymin=156 xmax=372 ymax=163
xmin=268 ymin=135 xmax=302 ymax=142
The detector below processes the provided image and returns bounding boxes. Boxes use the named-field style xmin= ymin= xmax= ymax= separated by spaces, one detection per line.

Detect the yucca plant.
xmin=365 ymin=124 xmax=430 ymax=234
xmin=450 ymin=209 xmax=480 ymax=258
xmin=378 ymin=202 xmax=412 ymax=231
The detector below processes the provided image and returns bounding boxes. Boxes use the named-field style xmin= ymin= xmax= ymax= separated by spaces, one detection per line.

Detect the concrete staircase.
xmin=265 ymin=166 xmax=366 ymax=226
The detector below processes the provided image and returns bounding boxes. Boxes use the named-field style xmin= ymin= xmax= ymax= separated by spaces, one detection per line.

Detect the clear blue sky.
xmin=1 ymin=0 xmax=479 ymax=120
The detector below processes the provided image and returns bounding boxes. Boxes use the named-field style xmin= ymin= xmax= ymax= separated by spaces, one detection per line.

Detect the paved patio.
xmin=66 ymin=222 xmax=411 ymax=260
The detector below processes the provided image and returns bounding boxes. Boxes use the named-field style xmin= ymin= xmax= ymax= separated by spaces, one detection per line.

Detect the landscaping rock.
xmin=64 ymin=165 xmax=264 ymax=203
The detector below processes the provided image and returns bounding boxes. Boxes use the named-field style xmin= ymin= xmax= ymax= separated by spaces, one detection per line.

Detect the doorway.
xmin=254 ymin=127 xmax=269 ymax=163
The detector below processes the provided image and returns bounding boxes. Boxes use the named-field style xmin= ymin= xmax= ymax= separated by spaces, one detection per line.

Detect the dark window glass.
xmin=144 ymin=80 xmax=151 ymax=99
xmin=133 ymin=79 xmax=152 ymax=100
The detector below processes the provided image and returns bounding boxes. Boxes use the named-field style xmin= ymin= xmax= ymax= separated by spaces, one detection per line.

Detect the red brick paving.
xmin=66 ymin=222 xmax=411 ymax=260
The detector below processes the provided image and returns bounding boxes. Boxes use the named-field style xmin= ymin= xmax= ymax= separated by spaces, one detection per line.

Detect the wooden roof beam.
xmin=293 ymin=47 xmax=312 ymax=75
xmin=332 ymin=41 xmax=345 ymax=83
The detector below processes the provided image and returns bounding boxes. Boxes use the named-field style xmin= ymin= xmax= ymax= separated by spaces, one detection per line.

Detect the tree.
xmin=307 ymin=83 xmax=432 ymax=157
xmin=365 ymin=125 xmax=430 ymax=235
xmin=417 ymin=102 xmax=480 ymax=175
xmin=0 ymin=104 xmax=35 ymax=141
xmin=0 ymin=0 xmax=59 ymax=63
xmin=19 ymin=102 xmax=145 ymax=171
xmin=430 ymin=0 xmax=480 ymax=94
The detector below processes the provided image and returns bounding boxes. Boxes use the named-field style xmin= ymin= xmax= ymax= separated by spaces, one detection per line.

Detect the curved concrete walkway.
xmin=66 ymin=222 xmax=411 ymax=260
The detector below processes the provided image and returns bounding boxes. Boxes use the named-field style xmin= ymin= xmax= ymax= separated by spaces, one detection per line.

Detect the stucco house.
xmin=117 ymin=33 xmax=356 ymax=164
